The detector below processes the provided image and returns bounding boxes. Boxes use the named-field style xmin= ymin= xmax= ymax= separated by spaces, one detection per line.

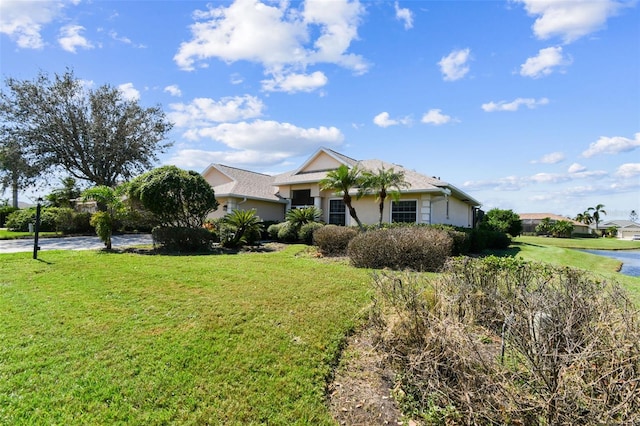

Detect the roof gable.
xmin=294 ymin=148 xmax=357 ymax=175
xmin=203 ymin=164 xmax=284 ymax=203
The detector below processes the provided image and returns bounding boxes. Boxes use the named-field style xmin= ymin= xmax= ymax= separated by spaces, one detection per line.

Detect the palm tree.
xmin=222 ymin=209 xmax=263 ymax=248
xmin=574 ymin=210 xmax=593 ymax=226
xmin=82 ymin=185 xmax=123 ymax=249
xmin=320 ymin=164 xmax=364 ymax=231
xmin=588 ymin=204 xmax=607 ymax=234
xmin=360 ymin=166 xmax=410 ymax=227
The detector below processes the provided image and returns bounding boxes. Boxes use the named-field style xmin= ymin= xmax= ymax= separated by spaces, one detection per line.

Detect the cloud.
xmin=462 ymin=176 xmax=525 ymax=191
xmin=58 ymin=24 xmax=94 ymax=53
xmin=373 ymin=112 xmax=412 ymax=128
xmin=531 ymin=151 xmax=564 ymax=164
xmin=568 ymin=163 xmax=587 ymax=173
xmin=394 ymin=2 xmax=413 ymax=30
xmin=482 ymin=97 xmax=549 ymax=112
xmin=582 ymin=132 xmax=640 ymax=157
xmin=173 ymin=0 xmax=367 ymax=92
xmin=438 ymin=48 xmax=471 ymax=81
xmin=108 ymin=30 xmax=146 ymax=48
xmin=615 ymin=163 xmax=640 ymax=178
xmin=421 ymin=109 xmax=453 ymax=125
xmin=168 ymin=95 xmax=265 ymax=127
xmin=530 ymin=173 xmax=571 ymax=184
xmin=515 ymin=0 xmax=626 ymax=43
xmin=164 ymin=85 xmax=182 ymax=97
xmin=0 ymin=0 xmax=65 ymax=49
xmin=520 ymin=46 xmax=571 ymax=78
xmin=262 ymin=71 xmax=328 ymax=93
xmin=118 ymin=83 xmax=140 ymax=101
xmin=166 ymin=148 xmax=294 ymax=170
xmin=181 ymin=120 xmax=344 ymax=153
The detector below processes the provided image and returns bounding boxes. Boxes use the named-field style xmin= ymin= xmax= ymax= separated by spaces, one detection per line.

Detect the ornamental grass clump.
xmin=370 ymin=257 xmax=640 ymax=425
xmin=348 ymin=227 xmax=453 ymax=271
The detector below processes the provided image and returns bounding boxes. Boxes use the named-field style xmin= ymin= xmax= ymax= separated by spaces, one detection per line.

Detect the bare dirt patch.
xmin=328 ymin=325 xmax=404 ymax=426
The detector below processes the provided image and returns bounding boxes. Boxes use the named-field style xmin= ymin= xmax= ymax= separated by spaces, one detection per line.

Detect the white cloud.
xmin=568 ymin=163 xmax=586 ymax=173
xmin=168 ymin=95 xmax=265 ymax=127
xmin=462 ymin=176 xmax=525 ymax=191
xmin=615 ymin=163 xmax=640 ymax=178
xmin=166 ymin=149 xmax=293 ymax=170
xmin=582 ymin=132 xmax=640 ymax=157
xmin=520 ymin=46 xmax=571 ymax=78
xmin=438 ymin=48 xmax=471 ymax=81
xmin=262 ymin=71 xmax=328 ymax=93
xmin=0 ymin=0 xmax=65 ymax=49
xmin=532 ymin=151 xmax=565 ymax=164
xmin=482 ymin=97 xmax=549 ymax=112
xmin=164 ymin=85 xmax=182 ymax=97
xmin=394 ymin=2 xmax=413 ymax=30
xmin=530 ymin=172 xmax=571 ymax=184
xmin=373 ymin=112 xmax=411 ymax=128
xmin=515 ymin=0 xmax=626 ymax=43
xmin=108 ymin=30 xmax=146 ymax=48
xmin=58 ymin=24 xmax=94 ymax=53
xmin=118 ymin=83 xmax=140 ymax=101
xmin=181 ymin=120 xmax=344 ymax=153
xmin=174 ymin=0 xmax=367 ymax=92
xmin=421 ymin=109 xmax=453 ymax=125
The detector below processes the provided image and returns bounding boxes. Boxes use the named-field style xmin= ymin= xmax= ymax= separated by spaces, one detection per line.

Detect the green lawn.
xmin=0 ymin=229 xmax=59 ymax=240
xmin=509 ymin=236 xmax=640 ymax=303
xmin=0 ymin=246 xmax=371 ymax=425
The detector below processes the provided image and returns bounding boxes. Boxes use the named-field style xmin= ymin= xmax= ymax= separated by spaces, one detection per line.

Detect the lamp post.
xmin=33 ymin=197 xmax=42 ymax=259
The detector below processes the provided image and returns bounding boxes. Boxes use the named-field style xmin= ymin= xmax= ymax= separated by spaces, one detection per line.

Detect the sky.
xmin=1 ymin=0 xmax=639 ymax=220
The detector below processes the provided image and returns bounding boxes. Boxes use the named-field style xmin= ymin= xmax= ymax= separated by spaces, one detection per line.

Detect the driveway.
xmin=0 ymin=234 xmax=153 ymax=253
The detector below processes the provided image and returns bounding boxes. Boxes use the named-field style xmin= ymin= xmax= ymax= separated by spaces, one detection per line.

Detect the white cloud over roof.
xmin=482 ymin=97 xmax=549 ymax=112
xmin=173 ymin=0 xmax=367 ymax=93
xmin=582 ymin=133 xmax=640 ymax=157
xmin=520 ymin=46 xmax=571 ymax=78
xmin=516 ymin=0 xmax=625 ymax=43
xmin=438 ymin=48 xmax=471 ymax=81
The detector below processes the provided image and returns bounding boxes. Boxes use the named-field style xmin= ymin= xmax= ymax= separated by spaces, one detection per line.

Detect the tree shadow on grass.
xmin=481 ymin=242 xmax=523 ymax=258
xmin=95 ymin=242 xmax=285 ymax=257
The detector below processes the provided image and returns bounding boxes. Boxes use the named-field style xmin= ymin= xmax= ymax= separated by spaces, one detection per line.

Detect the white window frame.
xmin=390 ymin=199 xmax=418 ymax=224
xmin=328 ymin=198 xmax=347 ymax=226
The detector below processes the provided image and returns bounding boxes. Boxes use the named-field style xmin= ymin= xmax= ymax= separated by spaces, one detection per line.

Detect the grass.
xmin=506 ymin=236 xmax=640 ymax=303
xmin=0 ymin=245 xmax=371 ymax=425
xmin=0 ymin=230 xmax=59 ymax=240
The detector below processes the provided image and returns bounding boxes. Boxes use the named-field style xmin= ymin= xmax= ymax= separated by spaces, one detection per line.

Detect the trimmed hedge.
xmin=347 ymin=227 xmax=453 ymax=271
xmin=151 ymin=226 xmax=214 ymax=253
xmin=313 ymin=225 xmax=358 ymax=256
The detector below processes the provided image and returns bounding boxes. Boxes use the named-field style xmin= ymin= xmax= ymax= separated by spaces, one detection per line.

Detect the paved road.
xmin=0 ymin=234 xmax=153 ymax=253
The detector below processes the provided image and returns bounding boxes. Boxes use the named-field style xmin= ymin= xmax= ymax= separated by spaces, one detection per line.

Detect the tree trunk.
xmin=11 ymin=176 xmax=18 ymax=208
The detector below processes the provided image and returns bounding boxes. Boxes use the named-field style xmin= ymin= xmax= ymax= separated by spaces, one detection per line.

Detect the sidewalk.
xmin=0 ymin=234 xmax=153 ymax=253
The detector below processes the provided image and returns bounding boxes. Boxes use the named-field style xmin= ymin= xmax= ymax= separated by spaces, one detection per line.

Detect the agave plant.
xmin=222 ymin=209 xmax=263 ymax=248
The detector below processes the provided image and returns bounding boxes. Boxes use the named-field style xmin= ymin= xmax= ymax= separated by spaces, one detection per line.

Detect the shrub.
xmin=348 ymin=227 xmax=453 ymax=271
xmin=277 ymin=222 xmax=298 ymax=242
xmin=371 ymin=258 xmax=640 ymax=425
xmin=313 ymin=224 xmax=357 ymax=256
xmin=71 ymin=212 xmax=93 ymax=234
xmin=5 ymin=207 xmax=58 ymax=232
xmin=298 ymin=222 xmax=324 ymax=245
xmin=221 ymin=209 xmax=263 ymax=248
xmin=267 ymin=223 xmax=283 ymax=240
xmin=0 ymin=205 xmax=18 ymax=227
xmin=468 ymin=228 xmax=511 ymax=252
xmin=90 ymin=211 xmax=114 ymax=249
xmin=152 ymin=226 xmax=214 ymax=253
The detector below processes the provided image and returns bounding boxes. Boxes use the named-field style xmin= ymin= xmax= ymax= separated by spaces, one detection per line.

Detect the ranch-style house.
xmin=202 ymin=147 xmax=482 ymax=228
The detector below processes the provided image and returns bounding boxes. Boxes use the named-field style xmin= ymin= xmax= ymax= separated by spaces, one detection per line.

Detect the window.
xmin=291 ymin=189 xmax=313 ymax=207
xmin=391 ymin=200 xmax=417 ymax=223
xmin=329 ymin=199 xmax=346 ymax=226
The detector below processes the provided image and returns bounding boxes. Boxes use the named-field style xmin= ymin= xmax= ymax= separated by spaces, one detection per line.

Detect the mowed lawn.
xmin=0 ymin=246 xmax=371 ymax=425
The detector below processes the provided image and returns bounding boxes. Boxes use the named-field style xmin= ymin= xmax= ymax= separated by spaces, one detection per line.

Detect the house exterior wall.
xmin=207 ymin=197 xmax=285 ymax=222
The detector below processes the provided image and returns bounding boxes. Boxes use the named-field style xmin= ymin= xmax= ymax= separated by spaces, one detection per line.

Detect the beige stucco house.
xmin=203 ymin=148 xmax=482 ymax=228
xmin=518 ymin=213 xmax=590 ymax=235
xmin=599 ymin=220 xmax=640 ymax=240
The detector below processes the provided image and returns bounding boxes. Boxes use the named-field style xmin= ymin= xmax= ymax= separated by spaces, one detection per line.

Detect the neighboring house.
xmin=599 ymin=220 xmax=640 ymax=240
xmin=203 ymin=147 xmax=482 ymax=228
xmin=519 ymin=213 xmax=590 ymax=235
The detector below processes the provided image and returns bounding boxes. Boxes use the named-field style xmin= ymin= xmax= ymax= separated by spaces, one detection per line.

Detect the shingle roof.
xmin=208 ymin=164 xmax=285 ymax=203
xmin=518 ymin=213 xmax=586 ymax=227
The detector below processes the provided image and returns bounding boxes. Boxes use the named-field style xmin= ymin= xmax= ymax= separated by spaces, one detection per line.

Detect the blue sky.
xmin=1 ymin=0 xmax=638 ymax=220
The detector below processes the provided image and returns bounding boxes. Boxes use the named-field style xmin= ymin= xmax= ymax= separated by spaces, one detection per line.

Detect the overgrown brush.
xmin=313 ymin=224 xmax=357 ymax=256
xmin=348 ymin=227 xmax=453 ymax=271
xmin=371 ymin=257 xmax=640 ymax=425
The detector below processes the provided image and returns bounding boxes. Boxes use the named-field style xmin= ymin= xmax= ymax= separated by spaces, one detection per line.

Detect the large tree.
xmin=0 ymin=70 xmax=173 ymax=187
xmin=360 ymin=166 xmax=410 ymax=228
xmin=0 ymin=136 xmax=40 ymax=208
xmin=126 ymin=165 xmax=218 ymax=228
xmin=320 ymin=164 xmax=364 ymax=231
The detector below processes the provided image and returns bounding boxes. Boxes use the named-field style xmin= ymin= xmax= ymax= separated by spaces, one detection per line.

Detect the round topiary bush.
xmin=313 ymin=224 xmax=358 ymax=256
xmin=276 ymin=221 xmax=298 ymax=242
xmin=299 ymin=222 xmax=324 ymax=245
xmin=347 ymin=226 xmax=453 ymax=271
